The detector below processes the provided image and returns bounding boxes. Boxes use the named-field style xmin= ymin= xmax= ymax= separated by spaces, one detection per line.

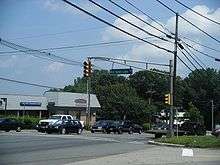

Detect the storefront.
xmin=0 ymin=92 xmax=101 ymax=124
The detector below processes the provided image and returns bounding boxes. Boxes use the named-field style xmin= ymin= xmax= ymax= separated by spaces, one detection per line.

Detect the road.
xmin=0 ymin=130 xmax=219 ymax=165
xmin=0 ymin=130 xmax=153 ymax=165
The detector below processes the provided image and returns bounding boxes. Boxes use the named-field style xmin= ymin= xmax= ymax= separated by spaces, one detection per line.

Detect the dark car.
xmin=118 ymin=121 xmax=143 ymax=134
xmin=212 ymin=128 xmax=220 ymax=137
xmin=46 ymin=119 xmax=83 ymax=134
xmin=105 ymin=121 xmax=123 ymax=134
xmin=0 ymin=118 xmax=23 ymax=132
xmin=91 ymin=120 xmax=114 ymax=133
xmin=180 ymin=121 xmax=206 ymax=135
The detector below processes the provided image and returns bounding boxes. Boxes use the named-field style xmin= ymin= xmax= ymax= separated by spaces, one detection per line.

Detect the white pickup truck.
xmin=36 ymin=114 xmax=74 ymax=132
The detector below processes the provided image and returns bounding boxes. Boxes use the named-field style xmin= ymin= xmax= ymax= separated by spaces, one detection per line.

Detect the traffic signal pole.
xmin=168 ymin=13 xmax=178 ymax=137
xmin=86 ymin=58 xmax=91 ymax=127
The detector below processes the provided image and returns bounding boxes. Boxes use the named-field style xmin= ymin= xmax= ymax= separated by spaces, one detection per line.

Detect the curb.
xmin=148 ymin=140 xmax=185 ymax=147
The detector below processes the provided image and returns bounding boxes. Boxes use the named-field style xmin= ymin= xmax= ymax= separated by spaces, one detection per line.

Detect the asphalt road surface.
xmin=0 ymin=130 xmax=219 ymax=165
xmin=0 ymin=130 xmax=153 ymax=165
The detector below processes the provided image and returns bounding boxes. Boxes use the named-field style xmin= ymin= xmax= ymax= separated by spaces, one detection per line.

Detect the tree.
xmin=184 ymin=102 xmax=204 ymax=123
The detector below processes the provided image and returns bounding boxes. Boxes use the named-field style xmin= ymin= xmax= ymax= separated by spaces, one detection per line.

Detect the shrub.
xmin=143 ymin=123 xmax=151 ymax=131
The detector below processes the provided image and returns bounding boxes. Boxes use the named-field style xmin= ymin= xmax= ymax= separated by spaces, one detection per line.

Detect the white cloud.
xmin=43 ymin=0 xmax=101 ymax=15
xmin=46 ymin=62 xmax=64 ymax=72
xmin=101 ymin=5 xmax=219 ymax=75
xmin=0 ymin=55 xmax=17 ymax=68
xmin=102 ymin=13 xmax=165 ymax=41
xmin=166 ymin=5 xmax=220 ymax=37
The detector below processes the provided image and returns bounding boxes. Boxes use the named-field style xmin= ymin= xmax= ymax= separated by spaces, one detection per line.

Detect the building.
xmin=0 ymin=94 xmax=47 ymax=117
xmin=0 ymin=92 xmax=101 ymax=124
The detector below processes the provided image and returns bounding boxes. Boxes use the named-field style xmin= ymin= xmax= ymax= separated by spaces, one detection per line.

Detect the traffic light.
xmin=164 ymin=93 xmax=171 ymax=105
xmin=83 ymin=60 xmax=92 ymax=77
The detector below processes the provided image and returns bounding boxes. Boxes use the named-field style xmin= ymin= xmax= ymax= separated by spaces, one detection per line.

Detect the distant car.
xmin=91 ymin=120 xmax=113 ymax=133
xmin=212 ymin=128 xmax=220 ymax=137
xmin=114 ymin=121 xmax=143 ymax=134
xmin=0 ymin=118 xmax=23 ymax=132
xmin=46 ymin=119 xmax=83 ymax=134
xmin=105 ymin=121 xmax=123 ymax=134
xmin=180 ymin=121 xmax=206 ymax=135
xmin=36 ymin=114 xmax=74 ymax=132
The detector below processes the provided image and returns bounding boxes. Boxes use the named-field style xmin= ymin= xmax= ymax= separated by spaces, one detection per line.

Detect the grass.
xmin=156 ymin=135 xmax=220 ymax=148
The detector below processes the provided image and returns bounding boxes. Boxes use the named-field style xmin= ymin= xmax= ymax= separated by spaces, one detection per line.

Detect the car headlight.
xmin=36 ymin=125 xmax=39 ymax=127
xmin=55 ymin=126 xmax=59 ymax=129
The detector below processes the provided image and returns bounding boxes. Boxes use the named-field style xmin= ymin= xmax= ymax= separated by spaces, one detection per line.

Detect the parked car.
xmin=36 ymin=114 xmax=74 ymax=132
xmin=46 ymin=119 xmax=83 ymax=134
xmin=91 ymin=120 xmax=114 ymax=133
xmin=105 ymin=121 xmax=123 ymax=134
xmin=0 ymin=118 xmax=23 ymax=132
xmin=112 ymin=121 xmax=143 ymax=134
xmin=180 ymin=121 xmax=206 ymax=135
xmin=212 ymin=128 xmax=220 ymax=137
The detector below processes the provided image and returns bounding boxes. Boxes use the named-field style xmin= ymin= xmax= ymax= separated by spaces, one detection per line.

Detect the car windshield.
xmin=53 ymin=120 xmax=63 ymax=126
xmin=49 ymin=116 xmax=62 ymax=119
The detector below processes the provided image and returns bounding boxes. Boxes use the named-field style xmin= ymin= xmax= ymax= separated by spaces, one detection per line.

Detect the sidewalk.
xmin=65 ymin=146 xmax=220 ymax=165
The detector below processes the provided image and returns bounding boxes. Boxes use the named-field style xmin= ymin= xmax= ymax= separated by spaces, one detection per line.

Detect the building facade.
xmin=0 ymin=92 xmax=101 ymax=124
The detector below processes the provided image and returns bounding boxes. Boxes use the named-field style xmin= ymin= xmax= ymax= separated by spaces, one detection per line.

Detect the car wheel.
xmin=16 ymin=126 xmax=21 ymax=132
xmin=91 ymin=130 xmax=95 ymax=133
xmin=118 ymin=130 xmax=122 ymax=134
xmin=138 ymin=129 xmax=142 ymax=134
xmin=128 ymin=128 xmax=133 ymax=134
xmin=61 ymin=128 xmax=66 ymax=135
xmin=102 ymin=129 xmax=106 ymax=133
xmin=77 ymin=128 xmax=82 ymax=135
xmin=5 ymin=130 xmax=10 ymax=132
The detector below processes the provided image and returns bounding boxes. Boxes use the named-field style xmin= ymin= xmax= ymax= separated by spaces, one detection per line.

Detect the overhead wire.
xmin=0 ymin=38 xmax=83 ymax=66
xmin=178 ymin=47 xmax=198 ymax=70
xmin=0 ymin=77 xmax=62 ymax=89
xmin=181 ymin=36 xmax=220 ymax=53
xmin=0 ymin=37 xmax=157 ymax=55
xmin=123 ymin=0 xmax=173 ymax=35
xmin=108 ymin=0 xmax=173 ymax=39
xmin=61 ymin=0 xmax=173 ymax=54
xmin=175 ymin=0 xmax=220 ymax=26
xmin=176 ymin=55 xmax=193 ymax=72
xmin=181 ymin=42 xmax=207 ymax=68
xmin=88 ymin=0 xmax=171 ymax=43
xmin=155 ymin=0 xmax=220 ymax=44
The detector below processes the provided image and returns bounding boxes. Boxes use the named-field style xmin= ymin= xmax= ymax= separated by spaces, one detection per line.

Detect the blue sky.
xmin=0 ymin=0 xmax=219 ymax=95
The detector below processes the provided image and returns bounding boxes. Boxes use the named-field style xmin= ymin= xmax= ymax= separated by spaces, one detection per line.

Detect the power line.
xmin=183 ymin=41 xmax=218 ymax=59
xmin=175 ymin=0 xmax=220 ymax=26
xmin=155 ymin=0 xmax=220 ymax=44
xmin=0 ymin=77 xmax=61 ymax=89
xmin=181 ymin=42 xmax=207 ymax=68
xmin=8 ymin=26 xmax=106 ymax=40
xmin=0 ymin=37 xmax=156 ymax=55
xmin=124 ymin=0 xmax=173 ymax=35
xmin=176 ymin=55 xmax=193 ymax=72
xmin=181 ymin=36 xmax=220 ymax=53
xmin=178 ymin=48 xmax=198 ymax=70
xmin=0 ymin=38 xmax=83 ymax=66
xmin=108 ymin=0 xmax=173 ymax=39
xmin=62 ymin=0 xmax=173 ymax=54
xmin=88 ymin=0 xmax=171 ymax=43
xmin=182 ymin=47 xmax=205 ymax=69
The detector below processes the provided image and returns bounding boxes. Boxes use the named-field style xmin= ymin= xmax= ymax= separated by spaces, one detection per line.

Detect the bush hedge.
xmin=143 ymin=123 xmax=151 ymax=131
xmin=1 ymin=115 xmax=40 ymax=129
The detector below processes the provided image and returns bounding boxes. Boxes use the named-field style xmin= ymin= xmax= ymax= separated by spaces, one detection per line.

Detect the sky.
xmin=0 ymin=0 xmax=219 ymax=95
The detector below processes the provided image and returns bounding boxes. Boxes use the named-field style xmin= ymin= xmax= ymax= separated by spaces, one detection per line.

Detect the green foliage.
xmin=156 ymin=136 xmax=220 ymax=148
xmin=2 ymin=115 xmax=40 ymax=129
xmin=142 ymin=123 xmax=151 ymax=131
xmin=62 ymin=68 xmax=220 ymax=128
xmin=184 ymin=102 xmax=204 ymax=123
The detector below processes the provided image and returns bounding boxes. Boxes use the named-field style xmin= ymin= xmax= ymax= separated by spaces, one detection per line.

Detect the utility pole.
xmin=170 ymin=12 xmax=179 ymax=137
xmin=168 ymin=60 xmax=174 ymax=137
xmin=211 ymin=100 xmax=214 ymax=131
